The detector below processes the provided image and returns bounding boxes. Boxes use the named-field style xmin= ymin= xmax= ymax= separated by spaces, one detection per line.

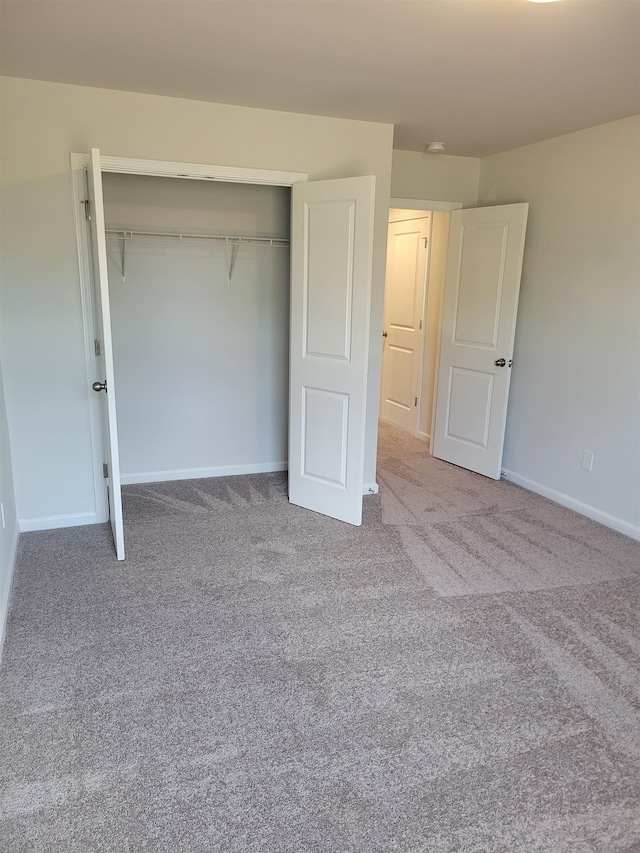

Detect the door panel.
xmin=303 ymin=388 xmax=349 ymax=486
xmin=380 ymin=217 xmax=429 ymax=433
xmin=446 ymin=367 xmax=493 ymax=447
xmin=432 ymin=203 xmax=529 ymax=479
xmin=453 ymin=223 xmax=507 ymax=346
xmin=289 ymin=176 xmax=375 ymax=526
xmin=305 ymin=201 xmax=354 ymax=359
xmin=88 ymin=148 xmax=125 ymax=559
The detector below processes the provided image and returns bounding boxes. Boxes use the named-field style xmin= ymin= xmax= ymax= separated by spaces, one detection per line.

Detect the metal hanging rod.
xmin=105 ymin=229 xmax=289 ymax=248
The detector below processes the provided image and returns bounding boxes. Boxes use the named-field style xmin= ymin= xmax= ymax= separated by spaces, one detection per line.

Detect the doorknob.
xmin=92 ymin=380 xmax=107 ymax=392
xmin=382 ymin=331 xmax=388 ymax=338
xmin=494 ymin=358 xmax=506 ymax=367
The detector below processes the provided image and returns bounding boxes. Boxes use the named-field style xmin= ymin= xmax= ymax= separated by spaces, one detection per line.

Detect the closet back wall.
xmin=102 ymin=173 xmax=290 ymax=482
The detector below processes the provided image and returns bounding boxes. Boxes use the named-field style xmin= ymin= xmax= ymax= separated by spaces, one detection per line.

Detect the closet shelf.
xmin=105 ymin=229 xmax=289 ymax=248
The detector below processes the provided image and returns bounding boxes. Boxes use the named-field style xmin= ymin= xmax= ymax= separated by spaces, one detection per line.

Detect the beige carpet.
xmin=0 ymin=420 xmax=639 ymax=852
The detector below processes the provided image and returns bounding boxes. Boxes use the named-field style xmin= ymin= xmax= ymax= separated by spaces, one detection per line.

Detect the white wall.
xmin=391 ymin=150 xmax=480 ymax=207
xmin=102 ymin=174 xmax=290 ymax=480
xmin=0 ymin=359 xmax=19 ymax=659
xmin=0 ymin=76 xmax=394 ymax=527
xmin=478 ymin=116 xmax=640 ymax=536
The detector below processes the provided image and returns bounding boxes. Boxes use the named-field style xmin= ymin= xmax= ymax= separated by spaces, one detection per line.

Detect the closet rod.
xmin=105 ymin=229 xmax=289 ymax=248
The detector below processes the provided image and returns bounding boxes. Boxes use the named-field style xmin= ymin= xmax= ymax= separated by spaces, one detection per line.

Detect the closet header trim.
xmin=99 ymin=156 xmax=309 ymax=187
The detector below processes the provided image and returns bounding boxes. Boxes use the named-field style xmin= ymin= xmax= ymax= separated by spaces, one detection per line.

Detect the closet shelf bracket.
xmin=120 ymin=233 xmax=126 ymax=283
xmin=226 ymin=238 xmax=240 ymax=287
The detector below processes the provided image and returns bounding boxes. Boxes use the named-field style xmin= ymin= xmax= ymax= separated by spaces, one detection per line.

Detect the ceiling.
xmin=1 ymin=0 xmax=639 ymax=157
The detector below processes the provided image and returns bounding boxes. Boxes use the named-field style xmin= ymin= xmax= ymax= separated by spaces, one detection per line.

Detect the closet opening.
xmin=73 ymin=151 xmax=378 ymax=559
xmin=101 ymin=172 xmax=291 ymax=488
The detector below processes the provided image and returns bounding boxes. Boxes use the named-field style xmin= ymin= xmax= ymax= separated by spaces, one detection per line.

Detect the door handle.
xmin=92 ymin=380 xmax=107 ymax=392
xmin=494 ymin=358 xmax=506 ymax=367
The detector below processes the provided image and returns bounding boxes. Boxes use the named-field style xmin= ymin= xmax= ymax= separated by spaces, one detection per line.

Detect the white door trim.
xmin=71 ymin=153 xmax=310 ymax=529
xmin=390 ymin=197 xmax=463 ymax=212
xmin=99 ymin=155 xmax=309 ymax=186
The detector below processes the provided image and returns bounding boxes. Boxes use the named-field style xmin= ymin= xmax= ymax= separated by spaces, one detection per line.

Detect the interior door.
xmin=380 ymin=216 xmax=429 ymax=433
xmin=88 ymin=148 xmax=125 ymax=559
xmin=432 ymin=203 xmax=529 ymax=479
xmin=289 ymin=176 xmax=375 ymax=526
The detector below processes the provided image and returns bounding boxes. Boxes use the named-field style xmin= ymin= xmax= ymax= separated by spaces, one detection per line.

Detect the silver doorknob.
xmin=92 ymin=380 xmax=107 ymax=392
xmin=494 ymin=358 xmax=506 ymax=367
xmin=382 ymin=331 xmax=388 ymax=337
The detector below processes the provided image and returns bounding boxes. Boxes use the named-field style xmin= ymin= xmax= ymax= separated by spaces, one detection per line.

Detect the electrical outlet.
xmin=0 ymin=503 xmax=5 ymax=529
xmin=582 ymin=450 xmax=594 ymax=472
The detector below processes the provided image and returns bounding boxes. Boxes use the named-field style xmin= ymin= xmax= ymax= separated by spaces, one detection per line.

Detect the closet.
xmin=101 ymin=173 xmax=291 ymax=486
xmin=80 ymin=150 xmax=377 ymax=559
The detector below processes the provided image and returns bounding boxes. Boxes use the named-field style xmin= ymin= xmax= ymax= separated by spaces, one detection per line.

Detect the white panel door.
xmin=380 ymin=216 xmax=429 ymax=433
xmin=432 ymin=203 xmax=529 ymax=479
xmin=289 ymin=176 xmax=375 ymax=525
xmin=88 ymin=148 xmax=125 ymax=559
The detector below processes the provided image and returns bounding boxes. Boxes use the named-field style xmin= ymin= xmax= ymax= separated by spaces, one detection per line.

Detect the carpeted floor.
xmin=1 ymin=421 xmax=639 ymax=852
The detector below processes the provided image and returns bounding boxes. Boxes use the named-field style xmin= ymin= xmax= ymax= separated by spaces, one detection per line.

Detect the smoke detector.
xmin=425 ymin=142 xmax=446 ymax=154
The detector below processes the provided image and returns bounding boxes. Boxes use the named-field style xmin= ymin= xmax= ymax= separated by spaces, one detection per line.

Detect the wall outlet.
xmin=582 ymin=450 xmax=594 ymax=472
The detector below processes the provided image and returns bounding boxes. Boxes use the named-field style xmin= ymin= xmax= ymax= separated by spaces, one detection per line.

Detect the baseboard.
xmin=120 ymin=461 xmax=288 ymax=486
xmin=363 ymin=482 xmax=379 ymax=495
xmin=417 ymin=431 xmax=431 ymax=447
xmin=0 ymin=518 xmax=20 ymax=665
xmin=501 ymin=469 xmax=640 ymax=542
xmin=18 ymin=512 xmax=99 ymax=533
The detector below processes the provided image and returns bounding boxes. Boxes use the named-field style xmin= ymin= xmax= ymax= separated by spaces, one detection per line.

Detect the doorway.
xmin=101 ymin=172 xmax=291 ymax=486
xmin=380 ymin=198 xmax=529 ymax=480
xmin=380 ymin=199 xmax=461 ymax=449
xmin=380 ymin=210 xmax=430 ymax=435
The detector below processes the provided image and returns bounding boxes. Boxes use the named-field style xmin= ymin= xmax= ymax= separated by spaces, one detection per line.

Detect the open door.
xmin=432 ymin=203 xmax=529 ymax=479
xmin=87 ymin=148 xmax=125 ymax=559
xmin=289 ymin=176 xmax=376 ymax=525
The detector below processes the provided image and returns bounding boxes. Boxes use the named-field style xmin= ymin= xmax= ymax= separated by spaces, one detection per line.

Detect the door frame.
xmin=384 ymin=198 xmax=463 ymax=448
xmin=71 ymin=153 xmax=309 ymax=523
xmin=390 ymin=198 xmax=463 ymax=213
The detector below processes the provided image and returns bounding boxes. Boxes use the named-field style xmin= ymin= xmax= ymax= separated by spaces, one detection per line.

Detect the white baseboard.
xmin=120 ymin=461 xmax=288 ymax=486
xmin=0 ymin=518 xmax=20 ymax=664
xmin=501 ymin=469 xmax=640 ymax=542
xmin=18 ymin=512 xmax=99 ymax=533
xmin=364 ymin=482 xmax=379 ymax=495
xmin=417 ymin=431 xmax=431 ymax=447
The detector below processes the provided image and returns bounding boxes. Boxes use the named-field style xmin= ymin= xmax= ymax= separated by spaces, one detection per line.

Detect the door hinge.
xmin=82 ymin=199 xmax=91 ymax=221
xmin=94 ymin=339 xmax=101 ymax=356
xmin=424 ymin=237 xmax=428 ymax=248
xmin=419 ymin=319 xmax=422 ymax=330
xmin=415 ymin=397 xmax=418 ymax=407
xmin=103 ymin=463 xmax=108 ymax=478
